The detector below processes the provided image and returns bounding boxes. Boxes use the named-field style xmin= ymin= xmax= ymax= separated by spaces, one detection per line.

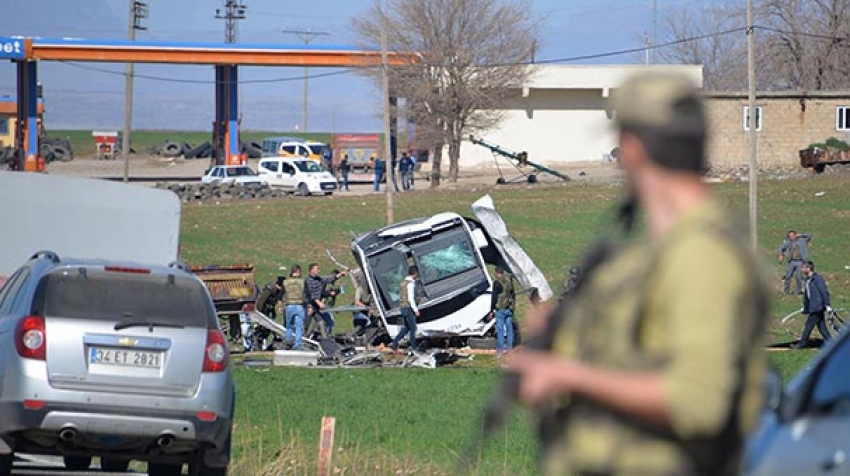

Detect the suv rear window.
xmin=34 ymin=271 xmax=214 ymax=326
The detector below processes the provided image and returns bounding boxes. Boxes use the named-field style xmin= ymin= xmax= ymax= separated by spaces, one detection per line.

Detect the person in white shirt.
xmin=389 ymin=266 xmax=420 ymax=352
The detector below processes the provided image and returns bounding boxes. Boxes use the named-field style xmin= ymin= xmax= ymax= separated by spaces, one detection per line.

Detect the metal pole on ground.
xmin=317 ymin=416 xmax=336 ymax=476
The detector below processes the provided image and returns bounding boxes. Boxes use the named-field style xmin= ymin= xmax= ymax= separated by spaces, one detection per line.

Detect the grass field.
xmin=179 ymin=174 xmax=850 ymax=475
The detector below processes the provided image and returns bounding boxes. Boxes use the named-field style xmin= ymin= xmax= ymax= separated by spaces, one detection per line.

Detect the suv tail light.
xmin=203 ymin=329 xmax=228 ymax=372
xmin=15 ymin=315 xmax=46 ymax=360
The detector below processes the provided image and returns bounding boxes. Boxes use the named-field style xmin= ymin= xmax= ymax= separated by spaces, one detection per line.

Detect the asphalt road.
xmin=12 ymin=454 xmax=146 ymax=475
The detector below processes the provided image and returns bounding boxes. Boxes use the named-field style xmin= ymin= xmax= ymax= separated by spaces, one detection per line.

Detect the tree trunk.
xmin=430 ymin=142 xmax=443 ymax=188
xmin=448 ymin=138 xmax=461 ymax=183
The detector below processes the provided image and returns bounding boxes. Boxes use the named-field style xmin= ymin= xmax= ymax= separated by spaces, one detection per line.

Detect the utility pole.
xmin=651 ymin=0 xmax=657 ymax=64
xmin=381 ymin=28 xmax=394 ymax=225
xmin=122 ymin=0 xmax=147 ymax=183
xmin=746 ymin=0 xmax=758 ymax=250
xmin=282 ymin=28 xmax=329 ymax=133
xmin=216 ymin=1 xmax=247 ymax=44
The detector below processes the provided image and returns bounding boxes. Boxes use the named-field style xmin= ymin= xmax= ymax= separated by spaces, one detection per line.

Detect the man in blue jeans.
xmin=491 ymin=266 xmax=516 ymax=356
xmin=390 ymin=266 xmax=420 ymax=352
xmin=283 ymin=265 xmax=306 ymax=350
xmin=372 ymin=156 xmax=385 ymax=192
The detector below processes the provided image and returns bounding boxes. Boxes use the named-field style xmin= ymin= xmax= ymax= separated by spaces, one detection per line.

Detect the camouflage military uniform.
xmin=542 ymin=201 xmax=768 ymax=476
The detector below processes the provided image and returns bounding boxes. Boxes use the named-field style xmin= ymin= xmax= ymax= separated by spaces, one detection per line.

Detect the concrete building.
xmin=705 ymin=91 xmax=850 ymax=168
xmin=456 ymin=64 xmax=850 ymax=170
xmin=0 ymin=96 xmax=44 ymax=149
xmin=457 ymin=64 xmax=703 ymax=168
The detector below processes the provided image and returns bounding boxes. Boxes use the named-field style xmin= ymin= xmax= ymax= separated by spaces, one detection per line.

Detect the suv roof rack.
xmin=29 ymin=250 xmax=60 ymax=264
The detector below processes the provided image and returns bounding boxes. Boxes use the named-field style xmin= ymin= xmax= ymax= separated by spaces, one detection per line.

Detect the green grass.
xmin=178 ymin=175 xmax=850 ymax=474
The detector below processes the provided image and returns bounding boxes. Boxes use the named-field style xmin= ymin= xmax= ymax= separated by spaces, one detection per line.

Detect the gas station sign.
xmin=0 ymin=38 xmax=25 ymax=59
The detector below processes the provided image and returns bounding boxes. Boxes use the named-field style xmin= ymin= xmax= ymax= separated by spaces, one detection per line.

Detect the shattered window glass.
xmin=418 ymin=242 xmax=477 ymax=285
xmin=367 ymin=249 xmax=408 ymax=309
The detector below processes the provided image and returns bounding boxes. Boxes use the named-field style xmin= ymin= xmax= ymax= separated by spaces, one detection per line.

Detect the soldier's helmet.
xmin=610 ymin=71 xmax=707 ymax=172
xmin=569 ymin=266 xmax=581 ymax=276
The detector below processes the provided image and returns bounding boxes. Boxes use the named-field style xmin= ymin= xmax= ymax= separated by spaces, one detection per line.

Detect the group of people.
xmin=333 ymin=151 xmax=418 ymax=193
xmin=255 ymin=263 xmax=348 ymax=350
xmin=244 ymin=71 xmax=840 ymax=475
xmin=777 ymin=230 xmax=835 ymax=348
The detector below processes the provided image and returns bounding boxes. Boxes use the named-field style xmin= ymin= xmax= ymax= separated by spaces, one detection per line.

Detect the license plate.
xmin=89 ymin=347 xmax=163 ymax=369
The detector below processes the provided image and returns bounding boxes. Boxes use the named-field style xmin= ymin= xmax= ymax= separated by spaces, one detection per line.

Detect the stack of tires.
xmin=40 ymin=137 xmax=74 ymax=163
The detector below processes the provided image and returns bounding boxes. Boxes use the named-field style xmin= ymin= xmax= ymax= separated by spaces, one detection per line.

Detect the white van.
xmin=260 ymin=137 xmax=331 ymax=163
xmin=257 ymin=157 xmax=338 ymax=196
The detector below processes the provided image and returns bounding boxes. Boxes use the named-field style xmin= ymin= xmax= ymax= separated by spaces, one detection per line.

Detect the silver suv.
xmin=0 ymin=251 xmax=234 ymax=476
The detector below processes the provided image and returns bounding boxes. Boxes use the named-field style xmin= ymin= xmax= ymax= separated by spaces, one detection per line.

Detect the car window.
xmin=282 ymin=163 xmax=295 ymax=174
xmin=0 ymin=268 xmax=26 ymax=315
xmin=261 ymin=161 xmax=278 ymax=172
xmin=808 ymin=335 xmax=850 ymax=413
xmin=282 ymin=145 xmax=298 ymax=155
xmin=296 ymin=160 xmax=323 ymax=173
xmin=8 ymin=267 xmax=33 ymax=313
xmin=212 ymin=168 xmax=222 ymax=178
xmin=33 ymin=271 xmax=213 ymax=327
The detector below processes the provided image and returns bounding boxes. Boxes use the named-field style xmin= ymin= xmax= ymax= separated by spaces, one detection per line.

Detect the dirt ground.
xmin=44 ymin=154 xmax=624 ymax=195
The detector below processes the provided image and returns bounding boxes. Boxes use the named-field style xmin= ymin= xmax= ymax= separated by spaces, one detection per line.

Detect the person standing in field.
xmin=491 ymin=266 xmax=516 ymax=357
xmin=339 ymin=154 xmax=351 ymax=191
xmin=283 ymin=265 xmax=306 ymax=350
xmin=778 ymin=230 xmax=812 ymax=294
xmin=389 ymin=266 xmax=421 ymax=353
xmin=506 ymin=71 xmax=770 ymax=476
xmin=792 ymin=260 xmax=833 ymax=348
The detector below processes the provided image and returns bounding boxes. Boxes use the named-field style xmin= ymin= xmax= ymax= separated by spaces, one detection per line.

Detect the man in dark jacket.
xmin=256 ymin=276 xmax=285 ymax=321
xmin=793 ymin=260 xmax=833 ymax=348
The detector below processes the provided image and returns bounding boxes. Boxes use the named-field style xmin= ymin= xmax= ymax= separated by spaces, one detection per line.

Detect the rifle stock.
xmin=459 ymin=198 xmax=634 ymax=471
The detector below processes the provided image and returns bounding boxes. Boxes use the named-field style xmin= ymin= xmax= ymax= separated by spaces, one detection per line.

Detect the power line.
xmin=57 ymin=61 xmax=360 ymax=84
xmin=282 ymin=28 xmax=331 ymax=132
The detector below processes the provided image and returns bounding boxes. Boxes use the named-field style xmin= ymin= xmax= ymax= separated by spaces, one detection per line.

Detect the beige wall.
xmin=459 ymin=88 xmax=617 ymax=167
xmin=705 ymin=93 xmax=850 ymax=168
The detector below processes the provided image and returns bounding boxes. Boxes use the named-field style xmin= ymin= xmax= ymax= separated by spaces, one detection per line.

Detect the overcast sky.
xmin=0 ymin=0 xmax=715 ymax=132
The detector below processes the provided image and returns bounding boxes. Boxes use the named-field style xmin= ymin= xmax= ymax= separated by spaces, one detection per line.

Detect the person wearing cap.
xmin=505 ymin=71 xmax=769 ymax=476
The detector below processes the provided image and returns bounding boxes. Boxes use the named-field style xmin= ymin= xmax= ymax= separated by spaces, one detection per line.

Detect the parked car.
xmin=201 ymin=165 xmax=263 ymax=186
xmin=744 ymin=324 xmax=850 ymax=476
xmin=0 ymin=251 xmax=234 ymax=476
xmin=257 ymin=157 xmax=338 ymax=196
xmin=260 ymin=136 xmax=331 ymax=162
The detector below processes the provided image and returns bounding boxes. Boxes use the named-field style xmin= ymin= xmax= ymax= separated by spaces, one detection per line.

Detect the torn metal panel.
xmin=471 ymin=195 xmax=554 ymax=302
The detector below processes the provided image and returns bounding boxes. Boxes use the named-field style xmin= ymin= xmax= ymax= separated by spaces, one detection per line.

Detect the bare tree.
xmin=353 ymin=0 xmax=539 ymax=185
xmin=657 ymin=4 xmax=747 ymax=90
xmin=658 ymin=0 xmax=850 ymax=91
xmin=758 ymin=0 xmax=850 ymax=90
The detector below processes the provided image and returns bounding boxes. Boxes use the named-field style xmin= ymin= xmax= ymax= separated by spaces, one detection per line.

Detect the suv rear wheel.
xmin=101 ymin=457 xmax=130 ymax=472
xmin=0 ymin=453 xmax=12 ymax=476
xmin=297 ymin=183 xmax=310 ymax=196
xmin=63 ymin=455 xmax=92 ymax=470
xmin=148 ymin=462 xmax=183 ymax=476
xmin=189 ymin=459 xmax=227 ymax=476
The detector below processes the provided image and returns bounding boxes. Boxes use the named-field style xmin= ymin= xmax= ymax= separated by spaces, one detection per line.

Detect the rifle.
xmin=459 ymin=198 xmax=636 ymax=471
